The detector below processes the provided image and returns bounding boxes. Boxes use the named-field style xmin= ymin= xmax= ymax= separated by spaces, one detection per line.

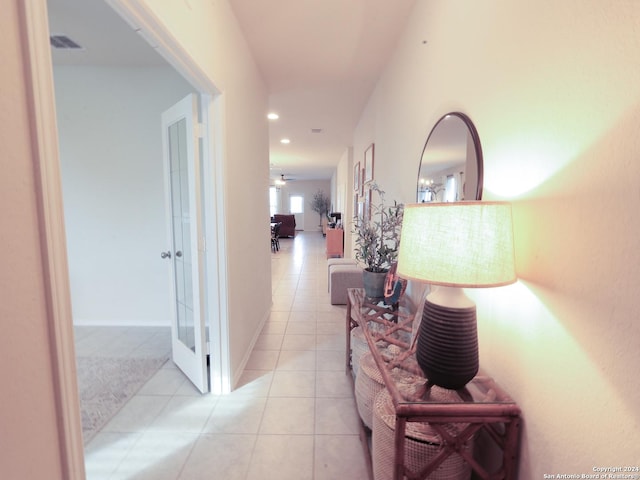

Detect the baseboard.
xmin=72 ymin=318 xmax=170 ymax=327
xmin=231 ymin=307 xmax=271 ymax=391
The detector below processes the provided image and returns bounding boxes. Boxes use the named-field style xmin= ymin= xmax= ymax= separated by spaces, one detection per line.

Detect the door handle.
xmin=160 ymin=251 xmax=172 ymax=259
xmin=175 ymin=250 xmax=183 ymax=258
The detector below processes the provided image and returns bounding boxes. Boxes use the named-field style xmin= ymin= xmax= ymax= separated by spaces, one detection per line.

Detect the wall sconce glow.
xmin=280 ymin=138 xmax=290 ymax=144
xmin=267 ymin=112 xmax=279 ymax=120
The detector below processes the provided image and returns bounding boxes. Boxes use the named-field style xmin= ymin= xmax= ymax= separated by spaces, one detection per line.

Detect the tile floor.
xmin=82 ymin=231 xmax=369 ymax=479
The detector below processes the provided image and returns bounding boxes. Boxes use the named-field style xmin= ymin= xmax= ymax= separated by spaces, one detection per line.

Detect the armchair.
xmin=273 ymin=214 xmax=296 ymax=237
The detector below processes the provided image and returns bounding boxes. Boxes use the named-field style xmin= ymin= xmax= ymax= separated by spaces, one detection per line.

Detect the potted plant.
xmin=310 ymin=189 xmax=331 ymax=232
xmin=352 ymin=183 xmax=404 ymax=298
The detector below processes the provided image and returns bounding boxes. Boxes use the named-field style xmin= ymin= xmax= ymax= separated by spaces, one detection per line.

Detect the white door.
xmin=289 ymin=194 xmax=304 ymax=231
xmin=161 ymin=94 xmax=208 ymax=393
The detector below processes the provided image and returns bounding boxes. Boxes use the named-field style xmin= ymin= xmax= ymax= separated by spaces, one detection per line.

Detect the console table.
xmin=346 ymin=288 xmax=521 ymax=480
xmin=326 ymin=227 xmax=344 ymax=258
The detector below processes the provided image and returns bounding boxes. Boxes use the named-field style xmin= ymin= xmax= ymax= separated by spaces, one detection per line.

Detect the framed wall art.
xmin=364 ymin=143 xmax=374 ymax=184
xmin=353 ymin=161 xmax=361 ymax=192
xmin=364 ymin=188 xmax=372 ymax=222
xmin=353 ymin=193 xmax=359 ymax=216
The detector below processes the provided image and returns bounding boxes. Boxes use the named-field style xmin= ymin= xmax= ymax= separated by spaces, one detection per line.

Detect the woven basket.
xmin=372 ymin=389 xmax=473 ymax=480
xmin=355 ymin=352 xmax=385 ymax=429
xmin=350 ymin=326 xmax=369 ymax=377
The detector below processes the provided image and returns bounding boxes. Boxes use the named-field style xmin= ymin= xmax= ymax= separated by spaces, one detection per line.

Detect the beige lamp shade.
xmin=397 ymin=202 xmax=516 ymax=288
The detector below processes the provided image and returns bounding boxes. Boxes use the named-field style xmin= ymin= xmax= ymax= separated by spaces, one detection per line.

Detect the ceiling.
xmin=47 ymin=0 xmax=416 ymax=182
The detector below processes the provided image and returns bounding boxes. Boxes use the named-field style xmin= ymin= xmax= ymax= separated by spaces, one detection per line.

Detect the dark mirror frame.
xmin=416 ymin=112 xmax=484 ymax=202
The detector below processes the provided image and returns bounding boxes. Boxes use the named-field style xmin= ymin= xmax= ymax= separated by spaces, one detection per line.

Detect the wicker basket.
xmin=372 ymin=389 xmax=473 ymax=480
xmin=350 ymin=326 xmax=369 ymax=377
xmin=355 ymin=352 xmax=385 ymax=429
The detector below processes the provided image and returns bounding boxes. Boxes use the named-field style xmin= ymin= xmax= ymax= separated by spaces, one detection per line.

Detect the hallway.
xmin=83 ymin=231 xmax=368 ymax=479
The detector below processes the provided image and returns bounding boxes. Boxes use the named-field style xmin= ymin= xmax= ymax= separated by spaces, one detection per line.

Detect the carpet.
xmin=76 ymin=355 xmax=169 ymax=444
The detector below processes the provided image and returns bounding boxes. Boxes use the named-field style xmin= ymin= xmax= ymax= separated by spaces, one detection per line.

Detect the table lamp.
xmin=397 ymin=202 xmax=516 ymax=390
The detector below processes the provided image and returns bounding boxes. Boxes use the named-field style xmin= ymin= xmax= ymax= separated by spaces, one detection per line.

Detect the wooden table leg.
xmin=393 ymin=415 xmax=407 ymax=480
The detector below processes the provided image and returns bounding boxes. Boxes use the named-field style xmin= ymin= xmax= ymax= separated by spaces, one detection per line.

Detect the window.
xmin=290 ymin=195 xmax=303 ymax=214
xmin=269 ymin=187 xmax=278 ymax=216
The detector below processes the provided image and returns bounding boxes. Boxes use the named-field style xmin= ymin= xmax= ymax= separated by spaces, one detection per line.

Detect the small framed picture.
xmin=364 ymin=188 xmax=372 ymax=222
xmin=364 ymin=143 xmax=374 ymax=184
xmin=353 ymin=161 xmax=360 ymax=192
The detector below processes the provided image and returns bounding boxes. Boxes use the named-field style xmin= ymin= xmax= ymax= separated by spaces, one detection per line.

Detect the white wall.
xmin=0 ymin=3 xmax=66 ymax=477
xmin=274 ymin=180 xmax=332 ymax=232
xmin=135 ymin=0 xmax=272 ymax=384
xmin=54 ymin=66 xmax=192 ymax=326
xmin=353 ymin=0 xmax=640 ymax=477
xmin=335 ymin=147 xmax=354 ymax=258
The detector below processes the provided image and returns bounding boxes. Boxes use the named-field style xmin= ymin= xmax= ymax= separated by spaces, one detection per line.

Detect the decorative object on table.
xmin=364 ymin=143 xmax=375 ymax=184
xmin=329 ymin=211 xmax=342 ymax=228
xmin=383 ymin=262 xmax=407 ymax=306
xmin=397 ymin=202 xmax=516 ymax=391
xmin=310 ymin=189 xmax=331 ymax=230
xmin=352 ymin=183 xmax=404 ymax=299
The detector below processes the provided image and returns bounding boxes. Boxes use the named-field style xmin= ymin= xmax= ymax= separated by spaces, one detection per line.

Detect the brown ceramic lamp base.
xmin=416 ymin=290 xmax=479 ymax=390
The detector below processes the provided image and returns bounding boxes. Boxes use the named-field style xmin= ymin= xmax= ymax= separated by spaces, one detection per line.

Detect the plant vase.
xmin=362 ymin=269 xmax=388 ymax=299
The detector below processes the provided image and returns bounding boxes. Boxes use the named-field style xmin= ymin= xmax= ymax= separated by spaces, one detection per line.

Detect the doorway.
xmin=161 ymin=94 xmax=208 ymax=393
xmin=26 ymin=0 xmax=231 ymax=475
xmin=289 ymin=194 xmax=304 ymax=231
xmin=47 ymin=0 xmax=230 ymax=390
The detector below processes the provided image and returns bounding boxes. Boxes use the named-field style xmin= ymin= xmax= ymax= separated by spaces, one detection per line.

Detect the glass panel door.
xmin=162 ymin=94 xmax=208 ymax=393
xmin=169 ymin=119 xmax=195 ymax=351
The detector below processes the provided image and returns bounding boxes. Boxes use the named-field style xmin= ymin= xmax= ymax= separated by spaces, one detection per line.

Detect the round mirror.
xmin=416 ymin=112 xmax=483 ymax=203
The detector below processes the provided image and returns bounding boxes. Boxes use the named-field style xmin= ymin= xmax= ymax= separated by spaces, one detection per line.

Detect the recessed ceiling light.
xmin=280 ymin=138 xmax=290 ymax=144
xmin=267 ymin=112 xmax=279 ymax=120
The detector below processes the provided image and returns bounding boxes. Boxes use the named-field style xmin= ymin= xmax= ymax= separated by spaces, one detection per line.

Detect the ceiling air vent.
xmin=50 ymin=35 xmax=83 ymax=49
xmin=311 ymin=128 xmax=323 ymax=134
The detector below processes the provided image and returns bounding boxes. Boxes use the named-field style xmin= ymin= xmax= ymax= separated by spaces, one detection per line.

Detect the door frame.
xmin=20 ymin=1 xmax=231 ymax=477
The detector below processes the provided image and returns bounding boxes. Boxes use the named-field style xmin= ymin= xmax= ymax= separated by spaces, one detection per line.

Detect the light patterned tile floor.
xmin=81 ymin=231 xmax=369 ymax=479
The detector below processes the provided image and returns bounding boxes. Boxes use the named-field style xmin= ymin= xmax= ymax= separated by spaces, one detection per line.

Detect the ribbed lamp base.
xmin=416 ymin=297 xmax=479 ymax=390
